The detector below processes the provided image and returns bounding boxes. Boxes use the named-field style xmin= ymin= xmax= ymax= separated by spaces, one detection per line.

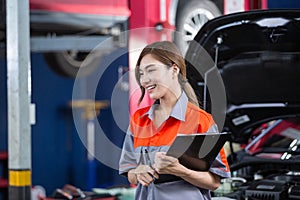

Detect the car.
xmin=1 ymin=0 xmax=131 ymax=77
xmin=185 ymin=9 xmax=300 ymax=199
xmin=1 ymin=0 xmax=223 ymax=77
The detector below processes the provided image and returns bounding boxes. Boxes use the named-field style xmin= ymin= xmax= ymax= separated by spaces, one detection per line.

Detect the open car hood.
xmin=185 ymin=10 xmax=300 ymax=143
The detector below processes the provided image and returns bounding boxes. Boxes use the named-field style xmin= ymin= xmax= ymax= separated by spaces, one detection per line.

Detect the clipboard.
xmin=166 ymin=132 xmax=231 ymax=171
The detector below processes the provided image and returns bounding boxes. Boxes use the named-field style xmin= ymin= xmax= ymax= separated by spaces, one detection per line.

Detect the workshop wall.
xmin=268 ymin=0 xmax=300 ymax=9
xmin=0 ymin=50 xmax=129 ymax=197
xmin=30 ymin=53 xmax=77 ymax=194
xmin=0 ymin=59 xmax=7 ymax=152
xmin=0 ymin=58 xmax=7 ymax=200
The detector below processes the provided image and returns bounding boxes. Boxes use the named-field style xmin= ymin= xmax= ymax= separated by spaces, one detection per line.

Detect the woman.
xmin=119 ymin=41 xmax=230 ymax=199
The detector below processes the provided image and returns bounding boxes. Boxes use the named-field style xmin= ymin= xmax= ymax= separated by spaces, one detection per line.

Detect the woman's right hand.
xmin=128 ymin=165 xmax=159 ymax=186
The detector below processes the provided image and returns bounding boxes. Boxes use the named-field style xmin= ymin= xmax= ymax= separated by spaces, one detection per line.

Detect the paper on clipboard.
xmin=166 ymin=132 xmax=231 ymax=171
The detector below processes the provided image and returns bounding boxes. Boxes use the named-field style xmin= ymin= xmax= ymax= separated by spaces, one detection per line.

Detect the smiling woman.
xmin=119 ymin=41 xmax=230 ymax=200
xmin=138 ymin=60 xmax=180 ymax=104
xmin=134 ymin=41 xmax=199 ymax=107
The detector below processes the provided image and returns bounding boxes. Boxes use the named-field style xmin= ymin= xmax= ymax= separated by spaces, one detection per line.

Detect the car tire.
xmin=43 ymin=50 xmax=103 ymax=78
xmin=175 ymin=0 xmax=221 ymax=54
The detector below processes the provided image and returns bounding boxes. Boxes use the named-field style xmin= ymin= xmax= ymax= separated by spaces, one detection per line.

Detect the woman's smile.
xmin=145 ymin=84 xmax=157 ymax=92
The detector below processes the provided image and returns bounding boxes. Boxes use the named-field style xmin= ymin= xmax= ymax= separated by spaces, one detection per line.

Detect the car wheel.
xmin=175 ymin=0 xmax=221 ymax=54
xmin=43 ymin=50 xmax=103 ymax=78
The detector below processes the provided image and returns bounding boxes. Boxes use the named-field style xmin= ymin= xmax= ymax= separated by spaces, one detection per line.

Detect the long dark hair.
xmin=135 ymin=41 xmax=198 ymax=106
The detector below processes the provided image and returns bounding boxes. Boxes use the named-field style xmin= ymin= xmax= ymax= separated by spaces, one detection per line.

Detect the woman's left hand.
xmin=153 ymin=152 xmax=183 ymax=175
xmin=153 ymin=152 xmax=221 ymax=190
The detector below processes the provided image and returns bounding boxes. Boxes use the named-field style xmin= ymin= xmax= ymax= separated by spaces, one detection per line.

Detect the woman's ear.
xmin=172 ymin=64 xmax=180 ymax=75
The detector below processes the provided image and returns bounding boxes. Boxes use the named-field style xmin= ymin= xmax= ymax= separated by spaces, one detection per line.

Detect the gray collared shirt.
xmin=119 ymin=92 xmax=231 ymax=200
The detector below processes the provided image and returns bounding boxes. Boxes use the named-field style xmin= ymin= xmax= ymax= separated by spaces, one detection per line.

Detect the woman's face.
xmin=138 ymin=54 xmax=177 ymax=100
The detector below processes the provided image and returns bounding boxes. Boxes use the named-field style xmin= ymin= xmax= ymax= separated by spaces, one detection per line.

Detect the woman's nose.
xmin=140 ymin=74 xmax=150 ymax=85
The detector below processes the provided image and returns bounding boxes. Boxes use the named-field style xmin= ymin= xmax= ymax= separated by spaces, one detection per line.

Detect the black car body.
xmin=186 ymin=9 xmax=300 ymax=200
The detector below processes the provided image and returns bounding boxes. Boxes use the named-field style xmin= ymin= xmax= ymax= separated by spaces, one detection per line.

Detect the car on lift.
xmin=0 ymin=0 xmax=222 ymax=77
xmin=1 ymin=0 xmax=131 ymax=77
xmin=186 ymin=9 xmax=300 ymax=199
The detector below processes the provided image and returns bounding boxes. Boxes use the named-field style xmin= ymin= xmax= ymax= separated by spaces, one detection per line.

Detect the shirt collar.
xmin=144 ymin=92 xmax=188 ymax=121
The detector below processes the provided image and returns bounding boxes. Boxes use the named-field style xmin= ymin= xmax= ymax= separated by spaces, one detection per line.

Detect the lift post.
xmin=6 ymin=0 xmax=32 ymax=199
